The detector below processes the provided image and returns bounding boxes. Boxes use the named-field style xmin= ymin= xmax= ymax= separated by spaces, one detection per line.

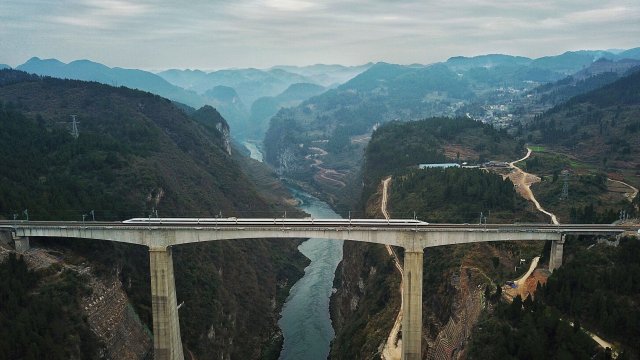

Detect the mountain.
xmin=16 ymin=57 xmax=206 ymax=108
xmin=158 ymin=67 xmax=315 ymax=106
xmin=158 ymin=67 xmax=325 ymax=141
xmin=276 ymin=82 xmax=326 ymax=102
xmin=270 ymin=63 xmax=372 ymax=87
xmin=531 ymin=58 xmax=640 ymax=106
xmin=203 ymin=85 xmax=250 ymax=138
xmin=264 ymin=62 xmax=479 ymax=208
xmin=247 ymin=82 xmax=326 ymax=140
xmin=531 ymin=50 xmax=618 ymax=74
xmin=616 ymin=46 xmax=640 ymax=60
xmin=572 ymin=58 xmax=640 ymax=80
xmin=0 ymin=69 xmax=306 ymax=359
xmin=445 ymin=54 xmax=533 ymax=71
xmin=527 ymin=68 xmax=640 ymax=176
xmin=0 ymin=64 xmax=10 ymax=70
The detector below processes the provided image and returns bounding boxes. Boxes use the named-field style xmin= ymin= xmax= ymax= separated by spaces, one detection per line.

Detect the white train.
xmin=122 ymin=217 xmax=429 ymax=227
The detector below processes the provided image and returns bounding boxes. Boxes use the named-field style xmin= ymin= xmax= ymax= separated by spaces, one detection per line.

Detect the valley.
xmin=1 ymin=43 xmax=640 ymax=360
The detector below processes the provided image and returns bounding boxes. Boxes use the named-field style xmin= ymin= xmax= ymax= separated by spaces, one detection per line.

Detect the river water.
xmin=242 ymin=142 xmax=343 ymax=360
xmin=242 ymin=140 xmax=264 ymax=162
xmin=278 ymin=188 xmax=343 ymax=360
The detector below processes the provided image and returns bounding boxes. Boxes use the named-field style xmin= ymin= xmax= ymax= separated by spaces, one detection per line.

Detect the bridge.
xmin=1 ymin=218 xmax=637 ymax=360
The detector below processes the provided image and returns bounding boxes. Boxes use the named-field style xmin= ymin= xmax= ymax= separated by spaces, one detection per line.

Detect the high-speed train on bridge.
xmin=122 ymin=217 xmax=428 ymax=227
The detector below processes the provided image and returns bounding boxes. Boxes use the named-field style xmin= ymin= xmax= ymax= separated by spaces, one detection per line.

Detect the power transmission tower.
xmin=560 ymin=170 xmax=569 ymax=200
xmin=70 ymin=115 xmax=80 ymax=139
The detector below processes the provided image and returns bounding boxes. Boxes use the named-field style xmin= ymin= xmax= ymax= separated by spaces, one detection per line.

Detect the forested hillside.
xmin=526 ymin=68 xmax=640 ymax=179
xmin=330 ymin=117 xmax=543 ymax=359
xmin=0 ymin=253 xmax=100 ymax=359
xmin=363 ymin=117 xmax=523 ymax=201
xmin=469 ymin=237 xmax=640 ymax=359
xmin=388 ymin=168 xmax=527 ymax=222
xmin=531 ymin=59 xmax=640 ymax=106
xmin=0 ymin=69 xmax=307 ymax=359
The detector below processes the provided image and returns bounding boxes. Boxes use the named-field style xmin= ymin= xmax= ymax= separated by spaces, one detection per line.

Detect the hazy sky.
xmin=1 ymin=0 xmax=639 ymax=70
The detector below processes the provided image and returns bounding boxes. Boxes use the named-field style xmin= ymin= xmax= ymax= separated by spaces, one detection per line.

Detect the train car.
xmin=122 ymin=217 xmax=429 ymax=227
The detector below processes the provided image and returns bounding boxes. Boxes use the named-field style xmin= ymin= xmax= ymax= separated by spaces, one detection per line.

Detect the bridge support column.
xmin=549 ymin=235 xmax=565 ymax=272
xmin=13 ymin=235 xmax=30 ymax=253
xmin=149 ymin=247 xmax=184 ymax=360
xmin=402 ymin=249 xmax=423 ymax=360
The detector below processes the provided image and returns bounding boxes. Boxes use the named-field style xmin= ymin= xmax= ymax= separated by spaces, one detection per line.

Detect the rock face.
xmin=425 ymin=266 xmax=484 ymax=360
xmin=13 ymin=246 xmax=152 ymax=359
xmin=81 ymin=276 xmax=152 ymax=360
xmin=191 ymin=105 xmax=233 ymax=155
xmin=329 ymin=242 xmax=401 ymax=360
xmin=263 ymin=114 xmax=308 ymax=177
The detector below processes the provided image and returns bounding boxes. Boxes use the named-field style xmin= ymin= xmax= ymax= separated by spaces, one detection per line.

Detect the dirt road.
xmin=381 ymin=177 xmax=403 ymax=360
xmin=305 ymin=147 xmax=347 ymax=188
xmin=515 ymin=257 xmax=539 ymax=298
xmin=507 ymin=149 xmax=616 ymax=352
xmin=608 ymin=178 xmax=639 ymax=202
xmin=507 ymin=148 xmax=559 ymax=225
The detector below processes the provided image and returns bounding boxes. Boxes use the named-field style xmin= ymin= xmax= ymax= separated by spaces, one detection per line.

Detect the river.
xmin=278 ymin=188 xmax=343 ymax=360
xmin=242 ymin=140 xmax=264 ymax=162
xmin=242 ymin=142 xmax=343 ymax=360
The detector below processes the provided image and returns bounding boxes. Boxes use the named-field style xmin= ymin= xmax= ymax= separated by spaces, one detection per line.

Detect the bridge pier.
xmin=549 ymin=235 xmax=565 ymax=272
xmin=149 ymin=247 xmax=184 ymax=360
xmin=13 ymin=235 xmax=30 ymax=253
xmin=402 ymin=249 xmax=423 ymax=360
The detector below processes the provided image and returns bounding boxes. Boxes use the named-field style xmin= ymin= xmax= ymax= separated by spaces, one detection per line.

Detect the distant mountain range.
xmin=270 ymin=63 xmax=373 ymax=87
xmin=8 ymin=47 xmax=639 ymax=145
xmin=446 ymin=48 xmax=640 ymax=74
xmin=16 ymin=57 xmax=207 ymax=108
xmin=157 ymin=67 xmax=318 ymax=106
xmin=263 ymin=46 xmax=640 ymax=197
xmin=13 ymin=58 xmax=347 ymax=141
xmin=532 ymin=58 xmax=640 ymax=106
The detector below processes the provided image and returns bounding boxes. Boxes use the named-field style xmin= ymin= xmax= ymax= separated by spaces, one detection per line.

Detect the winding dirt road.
xmin=306 ymin=147 xmax=347 ymax=188
xmin=507 ymin=148 xmax=559 ymax=225
xmin=381 ymin=177 xmax=404 ymax=360
xmin=608 ymin=178 xmax=639 ymax=202
xmin=506 ymin=148 xmax=617 ymax=352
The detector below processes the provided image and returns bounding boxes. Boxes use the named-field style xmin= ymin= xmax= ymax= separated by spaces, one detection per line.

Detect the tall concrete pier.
xmin=13 ymin=235 xmax=30 ymax=253
xmin=150 ymin=247 xmax=184 ymax=360
xmin=402 ymin=249 xmax=423 ymax=360
xmin=548 ymin=236 xmax=565 ymax=272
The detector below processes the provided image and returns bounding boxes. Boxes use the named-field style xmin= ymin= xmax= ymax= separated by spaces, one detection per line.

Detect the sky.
xmin=1 ymin=0 xmax=639 ymax=70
